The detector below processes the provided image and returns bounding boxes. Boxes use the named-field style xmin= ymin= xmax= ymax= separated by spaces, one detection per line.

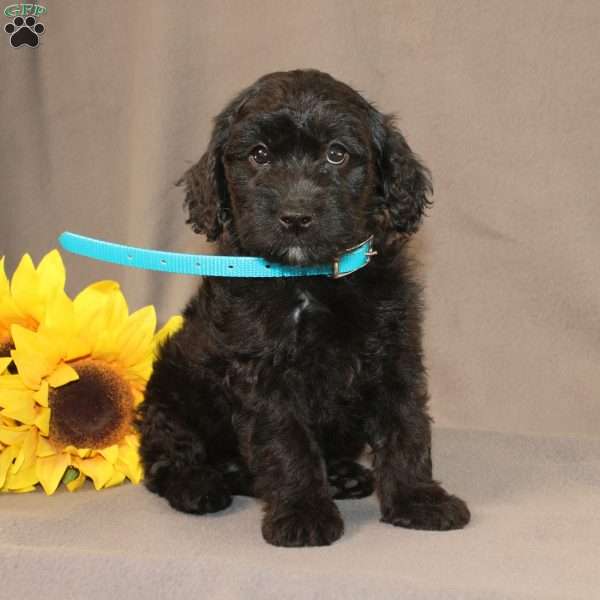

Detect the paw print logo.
xmin=4 ymin=15 xmax=45 ymax=48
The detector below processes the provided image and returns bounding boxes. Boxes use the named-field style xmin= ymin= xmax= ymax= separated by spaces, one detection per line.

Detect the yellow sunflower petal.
xmin=46 ymin=362 xmax=79 ymax=388
xmin=39 ymin=291 xmax=75 ymax=343
xmin=0 ymin=384 xmax=33 ymax=408
xmin=8 ymin=250 xmax=66 ymax=327
xmin=98 ymin=445 xmax=119 ymax=464
xmin=124 ymin=359 xmax=153 ymax=385
xmin=11 ymin=428 xmax=38 ymax=473
xmin=75 ymin=455 xmax=114 ymax=490
xmin=36 ymin=453 xmax=70 ymax=495
xmin=36 ymin=435 xmax=57 ymax=458
xmin=9 ymin=254 xmax=41 ymax=320
xmin=105 ymin=469 xmax=126 ymax=488
xmin=10 ymin=350 xmax=44 ymax=390
xmin=131 ymin=386 xmax=145 ymax=408
xmin=153 ymin=315 xmax=183 ymax=357
xmin=0 ymin=445 xmax=18 ymax=488
xmin=0 ymin=373 xmax=28 ymax=392
xmin=63 ymin=445 xmax=92 ymax=458
xmin=90 ymin=331 xmax=120 ymax=362
xmin=0 ymin=357 xmax=11 ymax=374
xmin=39 ymin=291 xmax=90 ymax=363
xmin=73 ymin=281 xmax=121 ymax=323
xmin=117 ymin=443 xmax=142 ymax=484
xmin=5 ymin=463 xmax=38 ymax=491
xmin=35 ymin=250 xmax=66 ymax=300
xmin=115 ymin=305 xmax=156 ymax=366
xmin=74 ymin=280 xmax=120 ymax=306
xmin=95 ymin=288 xmax=130 ymax=332
xmin=10 ymin=326 xmax=62 ymax=389
xmin=0 ymin=422 xmax=29 ymax=445
xmin=124 ymin=434 xmax=139 ymax=448
xmin=32 ymin=381 xmax=49 ymax=407
xmin=34 ymin=407 xmax=51 ymax=436
xmin=0 ymin=394 xmax=37 ymax=424
xmin=87 ymin=292 xmax=130 ymax=359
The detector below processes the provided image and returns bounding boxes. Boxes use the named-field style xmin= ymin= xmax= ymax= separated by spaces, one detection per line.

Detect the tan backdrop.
xmin=1 ymin=0 xmax=599 ymax=437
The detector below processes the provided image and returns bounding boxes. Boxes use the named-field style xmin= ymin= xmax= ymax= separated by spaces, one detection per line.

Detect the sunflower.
xmin=0 ymin=250 xmax=66 ymax=358
xmin=0 ymin=254 xmax=182 ymax=494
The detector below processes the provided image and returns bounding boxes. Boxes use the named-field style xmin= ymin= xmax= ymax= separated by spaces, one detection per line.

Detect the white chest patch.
xmin=292 ymin=291 xmax=311 ymax=323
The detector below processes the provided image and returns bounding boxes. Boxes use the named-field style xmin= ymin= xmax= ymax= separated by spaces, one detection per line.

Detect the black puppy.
xmin=137 ymin=69 xmax=470 ymax=546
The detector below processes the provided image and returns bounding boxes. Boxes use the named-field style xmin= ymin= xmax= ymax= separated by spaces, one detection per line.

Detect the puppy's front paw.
xmin=381 ymin=484 xmax=470 ymax=531
xmin=164 ymin=469 xmax=232 ymax=515
xmin=262 ymin=499 xmax=344 ymax=547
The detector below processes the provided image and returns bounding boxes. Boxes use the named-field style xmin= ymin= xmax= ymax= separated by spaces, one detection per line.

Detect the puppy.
xmin=137 ymin=69 xmax=470 ymax=546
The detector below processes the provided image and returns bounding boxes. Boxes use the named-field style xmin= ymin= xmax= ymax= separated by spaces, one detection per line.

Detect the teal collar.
xmin=58 ymin=232 xmax=377 ymax=279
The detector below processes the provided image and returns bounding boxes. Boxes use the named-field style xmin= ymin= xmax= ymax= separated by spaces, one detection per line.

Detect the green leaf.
xmin=61 ymin=466 xmax=80 ymax=485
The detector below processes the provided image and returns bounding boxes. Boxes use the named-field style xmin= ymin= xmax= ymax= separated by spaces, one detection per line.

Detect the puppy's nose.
xmin=279 ymin=212 xmax=313 ymax=231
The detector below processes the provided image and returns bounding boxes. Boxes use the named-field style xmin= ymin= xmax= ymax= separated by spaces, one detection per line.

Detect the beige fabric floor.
xmin=2 ymin=428 xmax=599 ymax=600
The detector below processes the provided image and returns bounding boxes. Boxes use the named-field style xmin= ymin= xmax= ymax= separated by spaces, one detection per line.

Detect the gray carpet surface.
xmin=2 ymin=428 xmax=599 ymax=599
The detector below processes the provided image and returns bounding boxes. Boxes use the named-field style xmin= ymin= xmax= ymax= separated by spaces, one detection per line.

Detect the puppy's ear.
xmin=177 ymin=117 xmax=231 ymax=241
xmin=179 ymin=84 xmax=260 ymax=240
xmin=375 ymin=115 xmax=433 ymax=235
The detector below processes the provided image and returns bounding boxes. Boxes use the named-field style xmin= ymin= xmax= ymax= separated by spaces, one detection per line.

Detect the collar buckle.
xmin=331 ymin=235 xmax=377 ymax=279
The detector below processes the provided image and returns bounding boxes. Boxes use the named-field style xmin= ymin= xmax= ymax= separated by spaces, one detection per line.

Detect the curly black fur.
xmin=136 ymin=69 xmax=469 ymax=547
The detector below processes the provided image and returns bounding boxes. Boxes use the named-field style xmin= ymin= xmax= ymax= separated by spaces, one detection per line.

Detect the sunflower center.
xmin=49 ymin=359 xmax=134 ymax=449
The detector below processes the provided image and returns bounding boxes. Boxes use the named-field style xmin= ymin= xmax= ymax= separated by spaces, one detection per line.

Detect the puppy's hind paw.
xmin=164 ymin=468 xmax=232 ymax=515
xmin=327 ymin=459 xmax=374 ymax=500
xmin=381 ymin=484 xmax=470 ymax=531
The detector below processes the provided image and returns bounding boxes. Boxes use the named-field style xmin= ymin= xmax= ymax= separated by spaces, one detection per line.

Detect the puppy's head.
xmin=179 ymin=69 xmax=432 ymax=264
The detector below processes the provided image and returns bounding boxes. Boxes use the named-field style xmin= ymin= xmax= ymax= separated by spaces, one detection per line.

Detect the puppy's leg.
xmin=237 ymin=408 xmax=344 ymax=547
xmin=136 ymin=346 xmax=233 ymax=515
xmin=366 ymin=386 xmax=470 ymax=531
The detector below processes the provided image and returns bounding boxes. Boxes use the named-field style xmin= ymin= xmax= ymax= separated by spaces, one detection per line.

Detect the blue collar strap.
xmin=58 ymin=232 xmax=377 ymax=279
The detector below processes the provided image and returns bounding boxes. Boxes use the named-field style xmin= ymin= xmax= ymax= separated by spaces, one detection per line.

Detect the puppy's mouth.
xmin=265 ymin=245 xmax=323 ymax=266
xmin=248 ymin=227 xmax=362 ymax=267
xmin=279 ymin=246 xmax=312 ymax=266
xmin=264 ymin=240 xmax=354 ymax=267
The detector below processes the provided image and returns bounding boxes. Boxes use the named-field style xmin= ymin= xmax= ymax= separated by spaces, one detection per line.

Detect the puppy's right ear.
xmin=178 ymin=85 xmax=258 ymax=240
xmin=177 ymin=118 xmax=231 ymax=241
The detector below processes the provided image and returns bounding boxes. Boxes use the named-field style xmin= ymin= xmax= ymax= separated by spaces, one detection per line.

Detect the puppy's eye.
xmin=249 ymin=144 xmax=271 ymax=165
xmin=326 ymin=143 xmax=348 ymax=165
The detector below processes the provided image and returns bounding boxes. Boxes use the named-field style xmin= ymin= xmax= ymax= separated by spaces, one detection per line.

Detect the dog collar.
xmin=58 ymin=232 xmax=377 ymax=279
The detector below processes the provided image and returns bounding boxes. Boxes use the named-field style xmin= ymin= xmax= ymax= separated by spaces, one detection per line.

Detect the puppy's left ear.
xmin=177 ymin=117 xmax=231 ymax=241
xmin=375 ymin=116 xmax=433 ymax=235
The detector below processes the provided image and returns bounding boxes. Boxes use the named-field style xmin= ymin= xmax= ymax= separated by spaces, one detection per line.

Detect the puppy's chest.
xmin=290 ymin=290 xmax=317 ymax=327
xmin=220 ymin=282 xmax=371 ymax=386
xmin=268 ymin=288 xmax=365 ymax=375
xmin=283 ymin=289 xmax=353 ymax=344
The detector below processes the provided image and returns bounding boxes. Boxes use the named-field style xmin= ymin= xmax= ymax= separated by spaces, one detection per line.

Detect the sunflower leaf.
xmin=62 ymin=466 xmax=80 ymax=485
